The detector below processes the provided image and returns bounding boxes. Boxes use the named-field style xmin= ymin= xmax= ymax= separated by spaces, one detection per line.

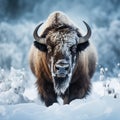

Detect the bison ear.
xmin=77 ymin=41 xmax=89 ymax=52
xmin=34 ymin=41 xmax=47 ymax=52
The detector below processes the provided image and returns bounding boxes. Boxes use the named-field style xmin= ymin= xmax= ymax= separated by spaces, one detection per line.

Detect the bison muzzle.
xmin=29 ymin=11 xmax=97 ymax=106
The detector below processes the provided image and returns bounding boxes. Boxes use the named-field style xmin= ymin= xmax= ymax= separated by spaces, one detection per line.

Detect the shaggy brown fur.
xmin=29 ymin=12 xmax=97 ymax=106
xmin=29 ymin=43 xmax=97 ymax=106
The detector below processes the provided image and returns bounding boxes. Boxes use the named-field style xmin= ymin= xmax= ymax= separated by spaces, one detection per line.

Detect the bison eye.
xmin=70 ymin=45 xmax=77 ymax=54
xmin=47 ymin=45 xmax=52 ymax=53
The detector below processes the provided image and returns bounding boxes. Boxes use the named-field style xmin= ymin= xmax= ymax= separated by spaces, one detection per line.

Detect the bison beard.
xmin=53 ymin=75 xmax=70 ymax=95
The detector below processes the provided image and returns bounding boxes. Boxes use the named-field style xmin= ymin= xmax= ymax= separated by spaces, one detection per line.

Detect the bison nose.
xmin=55 ymin=64 xmax=69 ymax=71
xmin=55 ymin=64 xmax=70 ymax=77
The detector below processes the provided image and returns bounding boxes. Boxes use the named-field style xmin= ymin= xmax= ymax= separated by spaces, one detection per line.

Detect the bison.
xmin=29 ymin=11 xmax=97 ymax=106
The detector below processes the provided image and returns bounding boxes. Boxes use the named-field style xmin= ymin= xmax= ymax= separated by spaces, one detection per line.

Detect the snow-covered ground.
xmin=0 ymin=96 xmax=120 ymax=120
xmin=0 ymin=68 xmax=120 ymax=120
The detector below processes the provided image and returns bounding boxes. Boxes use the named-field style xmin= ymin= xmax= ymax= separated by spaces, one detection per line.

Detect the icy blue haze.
xmin=0 ymin=0 xmax=120 ymax=75
xmin=0 ymin=0 xmax=120 ymax=120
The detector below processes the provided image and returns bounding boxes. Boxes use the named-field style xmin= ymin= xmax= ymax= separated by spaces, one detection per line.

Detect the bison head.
xmin=33 ymin=14 xmax=91 ymax=94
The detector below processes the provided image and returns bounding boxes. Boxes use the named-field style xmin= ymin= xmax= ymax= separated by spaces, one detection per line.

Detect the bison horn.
xmin=33 ymin=23 xmax=46 ymax=44
xmin=79 ymin=21 xmax=91 ymax=43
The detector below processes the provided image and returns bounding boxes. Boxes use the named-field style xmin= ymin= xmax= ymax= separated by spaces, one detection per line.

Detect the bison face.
xmin=46 ymin=30 xmax=78 ymax=94
xmin=33 ymin=21 xmax=91 ymax=94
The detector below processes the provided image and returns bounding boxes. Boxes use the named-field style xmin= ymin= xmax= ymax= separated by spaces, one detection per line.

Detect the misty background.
xmin=0 ymin=0 xmax=120 ymax=79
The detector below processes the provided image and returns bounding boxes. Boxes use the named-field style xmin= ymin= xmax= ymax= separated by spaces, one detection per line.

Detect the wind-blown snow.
xmin=0 ymin=0 xmax=120 ymax=74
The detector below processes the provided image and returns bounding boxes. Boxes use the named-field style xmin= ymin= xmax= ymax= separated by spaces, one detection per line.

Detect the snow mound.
xmin=0 ymin=67 xmax=29 ymax=105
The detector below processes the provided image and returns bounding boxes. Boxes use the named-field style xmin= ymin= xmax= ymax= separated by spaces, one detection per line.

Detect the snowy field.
xmin=0 ymin=0 xmax=120 ymax=120
xmin=0 ymin=68 xmax=120 ymax=120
